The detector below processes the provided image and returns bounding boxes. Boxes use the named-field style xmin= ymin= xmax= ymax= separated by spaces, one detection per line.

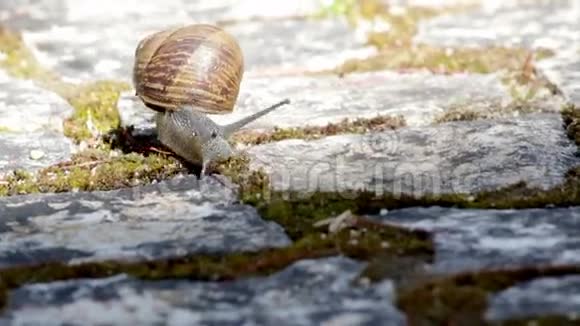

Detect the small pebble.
xmin=379 ymin=208 xmax=389 ymax=216
xmin=29 ymin=149 xmax=45 ymax=160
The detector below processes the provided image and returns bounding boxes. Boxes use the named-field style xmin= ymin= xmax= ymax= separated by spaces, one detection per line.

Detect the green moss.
xmin=434 ymin=99 xmax=557 ymax=124
xmin=61 ymin=81 xmax=131 ymax=142
xmin=397 ymin=264 xmax=580 ymax=325
xmin=231 ymin=115 xmax=406 ymax=145
xmin=0 ymin=25 xmax=59 ymax=82
xmin=314 ymin=1 xmax=555 ymax=76
xmin=563 ymin=104 xmax=580 ymax=146
xmin=0 ymin=149 xmax=185 ymax=196
xmin=315 ymin=0 xmax=443 ymax=48
xmin=0 ymin=24 xmax=131 ymax=143
xmin=330 ymin=46 xmax=554 ymax=76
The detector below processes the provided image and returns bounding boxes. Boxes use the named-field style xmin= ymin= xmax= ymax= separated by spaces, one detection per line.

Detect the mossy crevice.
xmin=230 ymin=114 xmax=406 ymax=146
xmin=563 ymin=104 xmax=580 ymax=146
xmin=0 ymin=149 xmax=185 ymax=196
xmin=0 ymin=24 xmax=131 ymax=143
xmin=317 ymin=0 xmax=554 ymax=77
xmin=396 ymin=264 xmax=580 ymax=325
xmin=332 ymin=45 xmax=555 ymax=76
xmin=0 ymin=212 xmax=433 ymax=311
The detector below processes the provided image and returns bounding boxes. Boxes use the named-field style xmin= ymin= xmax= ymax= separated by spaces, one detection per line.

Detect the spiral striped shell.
xmin=133 ymin=24 xmax=244 ymax=114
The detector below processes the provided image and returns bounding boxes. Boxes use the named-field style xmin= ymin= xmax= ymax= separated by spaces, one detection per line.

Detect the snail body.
xmin=133 ymin=24 xmax=289 ymax=175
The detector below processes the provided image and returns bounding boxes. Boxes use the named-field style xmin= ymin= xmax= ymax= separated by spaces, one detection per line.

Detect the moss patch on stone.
xmin=396 ymin=264 xmax=580 ymax=325
xmin=230 ymin=114 xmax=406 ymax=146
xmin=332 ymin=45 xmax=554 ymax=76
xmin=0 ymin=24 xmax=131 ymax=143
xmin=61 ymin=81 xmax=131 ymax=142
xmin=0 ymin=25 xmax=59 ymax=83
xmin=563 ymin=104 xmax=580 ymax=146
xmin=0 ymin=149 xmax=185 ymax=196
xmin=317 ymin=0 xmax=554 ymax=76
xmin=316 ymin=0 xmax=443 ymax=48
xmin=434 ymin=99 xmax=559 ymax=124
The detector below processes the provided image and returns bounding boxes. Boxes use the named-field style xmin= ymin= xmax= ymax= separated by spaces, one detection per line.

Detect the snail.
xmin=132 ymin=24 xmax=290 ymax=175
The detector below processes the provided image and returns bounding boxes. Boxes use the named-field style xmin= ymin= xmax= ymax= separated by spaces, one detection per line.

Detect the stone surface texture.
xmin=0 ymin=175 xmax=290 ymax=267
xmin=0 ymin=71 xmax=74 ymax=174
xmin=376 ymin=206 xmax=580 ymax=273
xmin=485 ymin=275 xmax=580 ymax=322
xmin=0 ymin=257 xmax=406 ymax=326
xmin=1 ymin=0 xmax=374 ymax=82
xmin=120 ymin=71 xmax=512 ymax=133
xmin=248 ymin=113 xmax=578 ymax=195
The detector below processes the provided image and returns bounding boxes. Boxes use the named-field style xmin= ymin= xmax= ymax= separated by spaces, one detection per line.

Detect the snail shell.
xmin=133 ymin=24 xmax=244 ymax=114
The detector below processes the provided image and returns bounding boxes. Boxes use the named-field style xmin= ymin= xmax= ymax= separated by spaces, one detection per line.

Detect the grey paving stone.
xmin=0 ymin=257 xmax=405 ymax=326
xmin=0 ymin=71 xmax=74 ymax=174
xmin=0 ymin=175 xmax=291 ymax=268
xmin=0 ymin=131 xmax=73 ymax=175
xmin=247 ymin=113 xmax=578 ymax=195
xmin=375 ymin=206 xmax=580 ymax=274
xmin=414 ymin=1 xmax=580 ymax=50
xmin=0 ymin=70 xmax=72 ymax=133
xmin=538 ymin=49 xmax=580 ymax=106
xmin=485 ymin=275 xmax=580 ymax=322
xmin=1 ymin=0 xmax=372 ymax=82
xmin=119 ymin=71 xmax=512 ymax=134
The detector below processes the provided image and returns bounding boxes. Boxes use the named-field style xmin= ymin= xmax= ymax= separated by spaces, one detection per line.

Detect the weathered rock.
xmin=485 ymin=275 xmax=580 ymax=322
xmin=0 ymin=70 xmax=74 ymax=174
xmin=375 ymin=206 xmax=580 ymax=274
xmin=1 ymin=0 xmax=372 ymax=82
xmin=247 ymin=113 xmax=577 ymax=195
xmin=0 ymin=175 xmax=290 ymax=267
xmin=414 ymin=1 xmax=580 ymax=51
xmin=120 ymin=71 xmax=511 ymax=134
xmin=0 ymin=131 xmax=73 ymax=175
xmin=0 ymin=70 xmax=72 ymax=133
xmin=538 ymin=49 xmax=580 ymax=106
xmin=0 ymin=257 xmax=405 ymax=326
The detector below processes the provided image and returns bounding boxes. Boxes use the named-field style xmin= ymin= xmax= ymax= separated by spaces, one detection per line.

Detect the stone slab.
xmin=0 ymin=257 xmax=405 ymax=326
xmin=376 ymin=206 xmax=580 ymax=274
xmin=0 ymin=70 xmax=74 ymax=174
xmin=1 ymin=0 xmax=373 ymax=82
xmin=485 ymin=275 xmax=580 ymax=322
xmin=414 ymin=1 xmax=580 ymax=51
xmin=247 ymin=113 xmax=578 ymax=195
xmin=119 ymin=71 xmax=512 ymax=134
xmin=537 ymin=48 xmax=580 ymax=106
xmin=0 ymin=175 xmax=291 ymax=268
xmin=0 ymin=70 xmax=72 ymax=133
xmin=0 ymin=131 xmax=74 ymax=175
